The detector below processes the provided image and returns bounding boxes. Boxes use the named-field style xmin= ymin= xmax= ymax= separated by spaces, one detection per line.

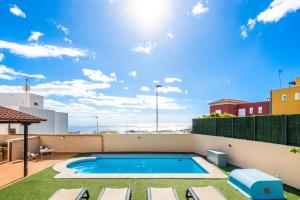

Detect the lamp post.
xmin=155 ymin=84 xmax=162 ymax=133
xmin=92 ymin=116 xmax=99 ymax=133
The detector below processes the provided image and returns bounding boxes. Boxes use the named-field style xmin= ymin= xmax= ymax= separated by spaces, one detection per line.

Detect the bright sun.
xmin=128 ymin=0 xmax=170 ymax=31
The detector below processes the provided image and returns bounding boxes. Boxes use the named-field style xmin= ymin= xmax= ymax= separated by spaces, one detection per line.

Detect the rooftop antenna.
xmin=278 ymin=70 xmax=283 ymax=88
xmin=23 ymin=76 xmax=33 ymax=106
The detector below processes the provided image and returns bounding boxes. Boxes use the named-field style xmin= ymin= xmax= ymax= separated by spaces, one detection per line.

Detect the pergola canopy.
xmin=0 ymin=106 xmax=46 ymax=124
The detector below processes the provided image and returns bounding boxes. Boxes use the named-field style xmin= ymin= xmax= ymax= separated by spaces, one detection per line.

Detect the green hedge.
xmin=233 ymin=117 xmax=255 ymax=140
xmin=287 ymin=115 xmax=300 ymax=146
xmin=202 ymin=118 xmax=216 ymax=135
xmin=192 ymin=114 xmax=300 ymax=147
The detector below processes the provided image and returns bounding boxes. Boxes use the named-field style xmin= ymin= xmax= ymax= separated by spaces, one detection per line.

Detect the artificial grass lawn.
xmin=0 ymin=164 xmax=299 ymax=200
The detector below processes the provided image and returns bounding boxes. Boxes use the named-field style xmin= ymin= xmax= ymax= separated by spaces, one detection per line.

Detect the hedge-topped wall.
xmin=192 ymin=115 xmax=300 ymax=146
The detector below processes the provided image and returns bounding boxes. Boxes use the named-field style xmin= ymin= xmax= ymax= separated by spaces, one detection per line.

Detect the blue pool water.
xmin=67 ymin=154 xmax=208 ymax=174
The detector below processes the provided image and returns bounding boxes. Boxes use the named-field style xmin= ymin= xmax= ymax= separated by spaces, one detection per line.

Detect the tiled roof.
xmin=209 ymin=98 xmax=249 ymax=105
xmin=0 ymin=106 xmax=46 ymax=123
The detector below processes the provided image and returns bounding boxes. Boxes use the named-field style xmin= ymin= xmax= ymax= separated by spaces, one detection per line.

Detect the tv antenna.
xmin=23 ymin=76 xmax=34 ymax=105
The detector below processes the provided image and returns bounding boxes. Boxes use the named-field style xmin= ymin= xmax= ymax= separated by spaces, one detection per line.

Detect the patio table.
xmin=40 ymin=148 xmax=54 ymax=160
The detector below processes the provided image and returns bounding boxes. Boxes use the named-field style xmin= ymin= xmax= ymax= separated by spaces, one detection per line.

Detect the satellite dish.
xmin=23 ymin=85 xmax=31 ymax=92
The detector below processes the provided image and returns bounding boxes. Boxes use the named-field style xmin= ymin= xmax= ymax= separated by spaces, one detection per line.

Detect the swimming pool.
xmin=67 ymin=154 xmax=208 ymax=174
xmin=53 ymin=154 xmax=227 ymax=179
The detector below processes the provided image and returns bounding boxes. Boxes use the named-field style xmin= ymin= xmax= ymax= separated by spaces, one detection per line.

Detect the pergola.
xmin=0 ymin=106 xmax=46 ymax=177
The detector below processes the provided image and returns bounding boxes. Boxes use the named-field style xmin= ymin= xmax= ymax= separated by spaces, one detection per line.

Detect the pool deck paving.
xmin=0 ymin=153 xmax=75 ymax=189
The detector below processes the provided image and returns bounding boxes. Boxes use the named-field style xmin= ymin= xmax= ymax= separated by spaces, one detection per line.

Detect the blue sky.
xmin=0 ymin=0 xmax=300 ymax=127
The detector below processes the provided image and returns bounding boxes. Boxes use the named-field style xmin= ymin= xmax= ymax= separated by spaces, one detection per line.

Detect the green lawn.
xmin=0 ymin=162 xmax=299 ymax=200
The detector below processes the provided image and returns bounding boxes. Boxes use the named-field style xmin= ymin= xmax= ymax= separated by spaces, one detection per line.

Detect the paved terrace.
xmin=0 ymin=153 xmax=75 ymax=188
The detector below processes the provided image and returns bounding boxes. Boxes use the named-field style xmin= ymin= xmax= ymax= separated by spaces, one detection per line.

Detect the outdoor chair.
xmin=147 ymin=187 xmax=179 ymax=200
xmin=186 ymin=186 xmax=227 ymax=200
xmin=97 ymin=188 xmax=131 ymax=200
xmin=28 ymin=152 xmax=39 ymax=161
xmin=48 ymin=187 xmax=89 ymax=200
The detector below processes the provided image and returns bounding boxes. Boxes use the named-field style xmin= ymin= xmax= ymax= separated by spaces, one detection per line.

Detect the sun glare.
xmin=128 ymin=0 xmax=170 ymax=32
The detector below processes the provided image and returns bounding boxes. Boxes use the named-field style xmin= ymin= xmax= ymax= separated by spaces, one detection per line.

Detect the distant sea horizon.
xmin=69 ymin=124 xmax=191 ymax=134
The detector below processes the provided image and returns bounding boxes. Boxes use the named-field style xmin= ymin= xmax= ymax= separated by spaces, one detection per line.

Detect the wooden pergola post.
xmin=23 ymin=123 xmax=30 ymax=177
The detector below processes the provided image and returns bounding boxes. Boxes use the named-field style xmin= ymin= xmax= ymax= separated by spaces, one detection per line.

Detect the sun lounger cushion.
xmin=97 ymin=188 xmax=131 ymax=200
xmin=148 ymin=187 xmax=179 ymax=200
xmin=187 ymin=186 xmax=226 ymax=200
xmin=48 ymin=187 xmax=89 ymax=200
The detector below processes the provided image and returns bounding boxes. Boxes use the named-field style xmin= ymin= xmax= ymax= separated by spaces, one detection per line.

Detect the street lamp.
xmin=155 ymin=84 xmax=162 ymax=133
xmin=92 ymin=116 xmax=99 ymax=133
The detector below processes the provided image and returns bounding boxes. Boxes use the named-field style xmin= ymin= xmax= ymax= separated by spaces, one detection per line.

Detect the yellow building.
xmin=271 ymin=77 xmax=300 ymax=114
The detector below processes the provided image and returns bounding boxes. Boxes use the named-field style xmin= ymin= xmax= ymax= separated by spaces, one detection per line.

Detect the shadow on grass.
xmin=219 ymin=164 xmax=240 ymax=175
xmin=284 ymin=185 xmax=300 ymax=196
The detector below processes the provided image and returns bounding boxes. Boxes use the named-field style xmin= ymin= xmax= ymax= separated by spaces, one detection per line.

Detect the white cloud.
xmin=82 ymin=68 xmax=117 ymax=83
xmin=132 ymin=42 xmax=156 ymax=54
xmin=53 ymin=22 xmax=69 ymax=35
xmin=192 ymin=2 xmax=209 ymax=15
xmin=123 ymin=86 xmax=129 ymax=90
xmin=10 ymin=5 xmax=26 ymax=18
xmin=158 ymin=86 xmax=182 ymax=93
xmin=140 ymin=86 xmax=151 ymax=92
xmin=28 ymin=31 xmax=43 ymax=42
xmin=44 ymin=98 xmax=188 ymax=127
xmin=257 ymin=0 xmax=300 ymax=23
xmin=0 ymin=53 xmax=4 ymax=62
xmin=166 ymin=32 xmax=174 ymax=38
xmin=164 ymin=77 xmax=182 ymax=83
xmin=248 ymin=18 xmax=256 ymax=31
xmin=44 ymin=99 xmax=120 ymax=126
xmin=240 ymin=25 xmax=248 ymax=39
xmin=79 ymin=95 xmax=186 ymax=110
xmin=128 ymin=70 xmax=137 ymax=78
xmin=240 ymin=18 xmax=256 ymax=39
xmin=0 ymin=40 xmax=88 ymax=58
xmin=0 ymin=65 xmax=45 ymax=80
xmin=1 ymin=82 xmax=184 ymax=110
xmin=0 ymin=79 xmax=110 ymax=98
xmin=241 ymin=0 xmax=300 ymax=39
xmin=64 ymin=37 xmax=72 ymax=44
xmin=153 ymin=80 xmax=160 ymax=84
xmin=184 ymin=90 xmax=188 ymax=95
xmin=119 ymin=80 xmax=125 ymax=83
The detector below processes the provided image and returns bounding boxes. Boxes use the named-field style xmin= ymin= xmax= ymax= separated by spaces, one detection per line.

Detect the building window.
xmin=295 ymin=92 xmax=300 ymax=100
xmin=282 ymin=94 xmax=287 ymax=102
xmin=215 ymin=109 xmax=221 ymax=114
xmin=34 ymin=102 xmax=39 ymax=106
xmin=249 ymin=107 xmax=253 ymax=114
xmin=258 ymin=106 xmax=263 ymax=114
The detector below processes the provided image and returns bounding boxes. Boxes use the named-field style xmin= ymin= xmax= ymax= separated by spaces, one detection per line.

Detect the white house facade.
xmin=0 ymin=93 xmax=68 ymax=134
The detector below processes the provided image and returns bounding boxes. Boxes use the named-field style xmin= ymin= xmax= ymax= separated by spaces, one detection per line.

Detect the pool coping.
xmin=52 ymin=154 xmax=227 ymax=179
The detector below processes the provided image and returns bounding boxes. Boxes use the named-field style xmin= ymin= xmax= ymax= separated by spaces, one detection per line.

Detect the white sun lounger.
xmin=147 ymin=187 xmax=179 ymax=200
xmin=48 ymin=187 xmax=89 ymax=200
xmin=186 ymin=186 xmax=227 ymax=200
xmin=97 ymin=188 xmax=131 ymax=200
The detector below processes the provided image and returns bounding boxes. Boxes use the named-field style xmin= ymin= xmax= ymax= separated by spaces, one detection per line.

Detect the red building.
xmin=209 ymin=99 xmax=270 ymax=116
